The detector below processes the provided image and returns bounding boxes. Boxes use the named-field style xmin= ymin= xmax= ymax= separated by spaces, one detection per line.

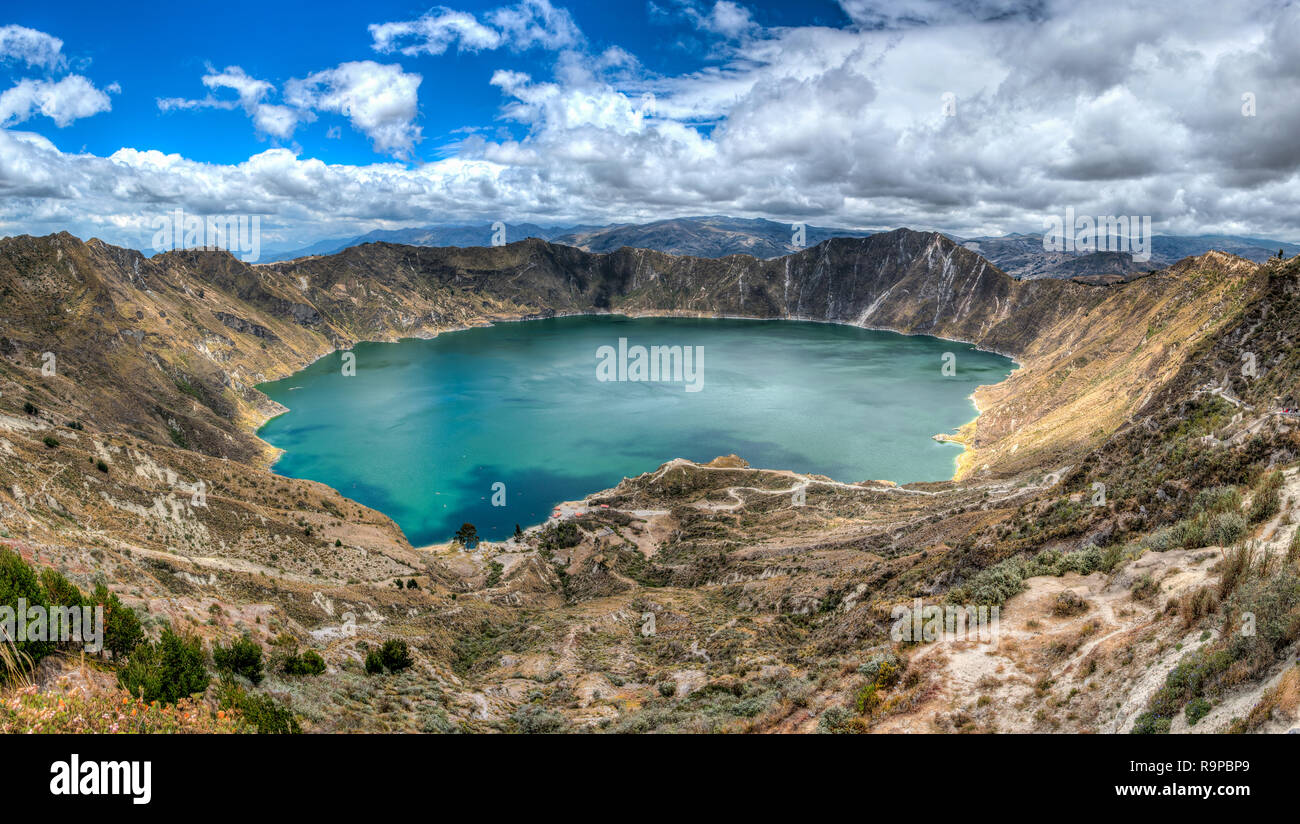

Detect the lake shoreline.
xmin=255 ymin=314 xmax=1015 ymax=546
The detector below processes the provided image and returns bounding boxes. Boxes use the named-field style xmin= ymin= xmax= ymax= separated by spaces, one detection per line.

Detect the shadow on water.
xmin=417 ymin=463 xmax=622 ymax=547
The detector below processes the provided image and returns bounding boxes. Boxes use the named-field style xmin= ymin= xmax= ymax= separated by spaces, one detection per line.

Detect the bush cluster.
xmin=364 ymin=639 xmax=414 ymax=675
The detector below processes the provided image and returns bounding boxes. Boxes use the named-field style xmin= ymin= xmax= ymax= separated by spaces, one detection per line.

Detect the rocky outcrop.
xmin=213 ymin=311 xmax=277 ymax=340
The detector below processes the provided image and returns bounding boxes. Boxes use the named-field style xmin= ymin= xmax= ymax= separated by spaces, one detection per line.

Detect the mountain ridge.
xmin=246 ymin=214 xmax=1297 ymax=278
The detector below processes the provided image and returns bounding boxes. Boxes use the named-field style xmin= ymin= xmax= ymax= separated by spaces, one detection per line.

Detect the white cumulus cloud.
xmin=0 ymin=75 xmax=113 ymax=127
xmin=160 ymin=61 xmax=424 ymax=157
xmin=0 ymin=26 xmax=114 ymax=128
xmin=0 ymin=24 xmax=65 ymax=69
xmin=7 ymin=0 xmax=1300 ymax=250
xmin=285 ymin=61 xmax=423 ymax=157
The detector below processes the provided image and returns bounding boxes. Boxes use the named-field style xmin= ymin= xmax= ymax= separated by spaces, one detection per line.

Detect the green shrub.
xmin=283 ymin=649 xmax=326 ymax=676
xmin=950 ymin=539 xmax=1132 ymax=610
xmin=951 ymin=556 xmax=1026 ymax=606
xmin=35 ymin=569 xmax=88 ymax=651
xmin=816 ymin=706 xmax=865 ymax=734
xmin=1023 ymin=545 xmax=1113 ymax=577
xmin=42 ymin=435 xmax=59 ymax=449
xmin=90 ymin=583 xmax=144 ymax=659
xmin=1248 ymin=471 xmax=1283 ymax=523
xmin=420 ymin=706 xmax=455 ymax=733
xmin=857 ymin=652 xmax=903 ymax=687
xmin=538 ymin=521 xmax=581 ymax=550
xmin=117 ymin=626 xmax=210 ymax=704
xmin=1100 ymin=542 xmax=1135 ymax=572
xmin=1144 ymin=525 xmax=1179 ymax=552
xmin=379 ymin=639 xmax=413 ymax=673
xmin=854 ymin=683 xmax=880 ymax=716
xmin=1225 ymin=567 xmax=1300 ymax=670
xmin=364 ymin=650 xmax=385 ymax=674
xmin=1131 ymin=711 xmax=1172 ymax=734
xmin=1063 ymin=545 xmax=1105 ymax=574
xmin=1170 ymin=518 xmax=1205 ymax=549
xmin=213 ymin=635 xmax=264 ymax=685
xmin=1146 ymin=647 xmax=1234 ymax=721
xmin=38 ymin=568 xmax=83 ymax=608
xmin=1185 ymin=697 xmax=1212 ymax=726
xmin=0 ymin=549 xmax=53 ymax=671
xmin=1191 ymin=486 xmax=1242 ymax=516
xmin=1148 ymin=515 xmax=1233 ymax=551
xmin=216 ymin=679 xmax=301 ymax=734
xmin=1205 ymin=511 xmax=1247 ymax=547
xmin=511 ymin=703 xmax=568 ymax=734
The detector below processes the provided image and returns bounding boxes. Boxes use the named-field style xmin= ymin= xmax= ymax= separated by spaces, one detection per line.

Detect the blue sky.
xmin=2 ymin=1 xmax=1299 ymax=251
xmin=3 ymin=1 xmax=851 ymax=167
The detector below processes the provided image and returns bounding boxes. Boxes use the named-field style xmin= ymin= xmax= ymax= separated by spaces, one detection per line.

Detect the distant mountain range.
xmin=259 ymin=216 xmax=876 ymax=262
xmin=953 ymin=232 xmax=1300 ymax=279
xmin=254 ymin=215 xmax=1300 ymax=279
xmin=260 ymin=222 xmax=571 ymax=261
xmin=553 ymin=216 xmax=877 ymax=258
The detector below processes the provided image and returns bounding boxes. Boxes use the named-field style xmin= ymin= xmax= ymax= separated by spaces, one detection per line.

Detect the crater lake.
xmin=256 ymin=315 xmax=1015 ymax=545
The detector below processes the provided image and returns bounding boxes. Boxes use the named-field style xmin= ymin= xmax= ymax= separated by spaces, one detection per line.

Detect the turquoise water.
xmin=256 ymin=315 xmax=1014 ymax=545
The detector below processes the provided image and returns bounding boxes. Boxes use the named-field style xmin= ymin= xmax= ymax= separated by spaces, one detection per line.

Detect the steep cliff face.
xmin=606 ymin=232 xmax=1087 ymax=355
xmin=270 ymin=229 xmax=1196 ymax=363
xmin=261 ymin=229 xmax=1090 ymax=357
xmin=275 ymin=232 xmax=1000 ymax=339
